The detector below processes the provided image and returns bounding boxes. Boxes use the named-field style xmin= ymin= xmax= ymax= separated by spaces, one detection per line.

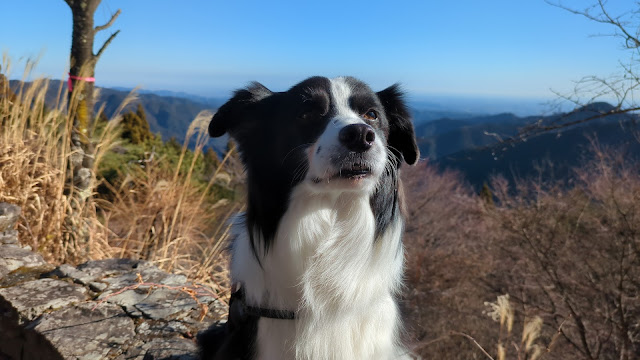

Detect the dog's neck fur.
xmin=230 ymin=182 xmax=406 ymax=359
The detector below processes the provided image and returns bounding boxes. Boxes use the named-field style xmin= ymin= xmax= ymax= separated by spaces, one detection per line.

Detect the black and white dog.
xmin=199 ymin=76 xmax=419 ymax=360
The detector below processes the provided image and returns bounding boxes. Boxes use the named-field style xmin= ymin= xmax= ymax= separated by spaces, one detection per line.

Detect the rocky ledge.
xmin=0 ymin=203 xmax=226 ymax=360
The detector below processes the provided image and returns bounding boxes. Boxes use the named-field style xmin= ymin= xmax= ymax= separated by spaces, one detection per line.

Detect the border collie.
xmin=199 ymin=76 xmax=419 ymax=360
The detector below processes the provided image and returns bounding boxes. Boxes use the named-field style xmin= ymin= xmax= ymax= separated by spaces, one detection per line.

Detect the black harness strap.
xmin=244 ymin=304 xmax=296 ymax=320
xmin=231 ymin=286 xmax=296 ymax=320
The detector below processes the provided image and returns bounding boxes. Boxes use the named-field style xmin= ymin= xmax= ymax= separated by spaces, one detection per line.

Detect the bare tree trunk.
xmin=63 ymin=0 xmax=120 ymax=257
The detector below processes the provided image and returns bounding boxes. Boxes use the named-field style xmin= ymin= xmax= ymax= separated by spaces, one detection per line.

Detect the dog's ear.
xmin=377 ymin=84 xmax=420 ymax=165
xmin=209 ymin=82 xmax=273 ymax=137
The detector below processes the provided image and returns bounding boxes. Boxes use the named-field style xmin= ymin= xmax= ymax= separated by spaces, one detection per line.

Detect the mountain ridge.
xmin=426 ymin=103 xmax=639 ymax=189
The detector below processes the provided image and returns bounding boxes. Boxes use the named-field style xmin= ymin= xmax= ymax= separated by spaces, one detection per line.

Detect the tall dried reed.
xmin=97 ymin=110 xmax=237 ymax=300
xmin=0 ymin=56 xmax=130 ymax=263
xmin=1 ymin=58 xmax=233 ymax=303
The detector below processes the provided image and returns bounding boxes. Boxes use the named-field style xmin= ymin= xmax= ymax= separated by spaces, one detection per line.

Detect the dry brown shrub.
xmin=400 ymin=147 xmax=640 ymax=359
xmin=484 ymin=145 xmax=640 ymax=360
xmin=401 ymin=161 xmax=502 ymax=359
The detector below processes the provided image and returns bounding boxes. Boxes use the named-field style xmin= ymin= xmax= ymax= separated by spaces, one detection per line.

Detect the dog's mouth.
xmin=311 ymin=163 xmax=373 ymax=184
xmin=337 ymin=163 xmax=371 ymax=179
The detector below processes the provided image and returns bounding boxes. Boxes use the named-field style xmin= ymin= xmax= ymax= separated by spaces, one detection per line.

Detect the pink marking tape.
xmin=67 ymin=73 xmax=96 ymax=92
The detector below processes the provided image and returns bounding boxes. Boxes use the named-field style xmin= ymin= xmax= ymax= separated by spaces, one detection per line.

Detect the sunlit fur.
xmin=202 ymin=76 xmax=419 ymax=360
xmin=231 ymin=191 xmax=406 ymax=359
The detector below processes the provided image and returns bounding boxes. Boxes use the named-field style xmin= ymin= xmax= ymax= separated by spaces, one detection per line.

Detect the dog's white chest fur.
xmin=230 ymin=184 xmax=406 ymax=360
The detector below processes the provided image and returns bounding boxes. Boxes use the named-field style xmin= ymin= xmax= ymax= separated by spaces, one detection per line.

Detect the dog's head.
xmin=210 ymin=76 xmax=418 ymax=247
xmin=210 ymin=76 xmax=419 ymax=195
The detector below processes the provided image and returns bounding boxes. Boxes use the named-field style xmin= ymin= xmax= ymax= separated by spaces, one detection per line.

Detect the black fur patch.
xmin=198 ymin=289 xmax=259 ymax=360
xmin=377 ymin=84 xmax=420 ymax=165
xmin=210 ymin=77 xmax=333 ymax=258
xmin=370 ymin=160 xmax=400 ymax=241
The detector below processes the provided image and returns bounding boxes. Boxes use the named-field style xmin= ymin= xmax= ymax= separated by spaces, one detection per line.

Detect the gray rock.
xmin=0 ymin=229 xmax=19 ymax=245
xmin=134 ymin=287 xmax=205 ymax=320
xmin=0 ymin=278 xmax=87 ymax=322
xmin=0 ymin=264 xmax=53 ymax=288
xmin=33 ymin=302 xmax=136 ymax=360
xmin=0 ymin=244 xmax=226 ymax=360
xmin=100 ymin=265 xmax=179 ymax=291
xmin=0 ymin=203 xmax=20 ymax=232
xmin=0 ymin=245 xmax=51 ymax=280
xmin=98 ymin=285 xmax=215 ymax=322
xmin=47 ymin=263 xmax=95 ymax=285
xmin=88 ymin=281 xmax=108 ymax=292
xmin=137 ymin=337 xmax=199 ymax=360
xmin=136 ymin=320 xmax=190 ymax=337
xmin=97 ymin=288 xmax=147 ymax=317
xmin=77 ymin=258 xmax=152 ymax=280
xmin=162 ymin=273 xmax=189 ymax=286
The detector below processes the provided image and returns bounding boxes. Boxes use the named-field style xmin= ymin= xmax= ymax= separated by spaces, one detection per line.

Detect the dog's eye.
xmin=298 ymin=108 xmax=315 ymax=120
xmin=298 ymin=111 xmax=311 ymax=120
xmin=362 ymin=109 xmax=378 ymax=121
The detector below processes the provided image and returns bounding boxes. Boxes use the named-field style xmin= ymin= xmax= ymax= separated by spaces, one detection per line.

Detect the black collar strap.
xmin=231 ymin=285 xmax=296 ymax=320
xmin=244 ymin=304 xmax=296 ymax=320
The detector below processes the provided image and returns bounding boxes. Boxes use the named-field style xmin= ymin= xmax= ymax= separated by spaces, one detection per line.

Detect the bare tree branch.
xmin=545 ymin=0 xmax=640 ymax=48
xmin=63 ymin=0 xmax=74 ymax=7
xmin=94 ymin=30 xmax=120 ymax=60
xmin=521 ymin=106 xmax=640 ymax=136
xmin=94 ymin=9 xmax=121 ymax=33
xmin=483 ymin=1 xmax=640 ymax=150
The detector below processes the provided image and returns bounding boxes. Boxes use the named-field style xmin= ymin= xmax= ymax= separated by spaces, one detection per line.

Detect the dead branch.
xmin=94 ymin=30 xmax=120 ymax=60
xmin=94 ymin=9 xmax=121 ymax=33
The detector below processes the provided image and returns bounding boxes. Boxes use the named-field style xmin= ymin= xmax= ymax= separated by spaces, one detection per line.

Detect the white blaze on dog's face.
xmin=306 ymin=77 xmax=388 ymax=193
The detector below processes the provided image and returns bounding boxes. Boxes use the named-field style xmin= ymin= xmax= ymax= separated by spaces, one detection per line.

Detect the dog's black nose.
xmin=339 ymin=124 xmax=376 ymax=152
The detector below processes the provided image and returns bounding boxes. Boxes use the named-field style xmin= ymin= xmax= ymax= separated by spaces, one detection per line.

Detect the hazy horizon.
xmin=5 ymin=75 xmax=568 ymax=117
xmin=1 ymin=0 xmax=633 ymax=108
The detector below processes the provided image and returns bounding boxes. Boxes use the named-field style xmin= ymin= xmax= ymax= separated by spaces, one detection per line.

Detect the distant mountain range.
xmin=109 ymin=87 xmax=227 ymax=108
xmin=11 ymin=80 xmax=638 ymax=189
xmin=415 ymin=112 xmax=528 ymax=159
xmin=11 ymin=80 xmax=228 ymax=149
xmin=98 ymin=86 xmax=220 ymax=144
xmin=422 ymin=102 xmax=640 ymax=189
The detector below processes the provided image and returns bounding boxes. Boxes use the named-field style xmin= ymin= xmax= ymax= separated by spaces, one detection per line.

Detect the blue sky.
xmin=1 ymin=0 xmax=632 ymax=105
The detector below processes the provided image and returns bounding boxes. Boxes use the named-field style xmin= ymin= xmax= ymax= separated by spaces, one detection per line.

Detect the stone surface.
xmin=0 ymin=220 xmax=226 ymax=360
xmin=78 ymin=258 xmax=152 ymax=276
xmin=32 ymin=302 xmax=135 ymax=360
xmin=0 ymin=203 xmax=20 ymax=232
xmin=132 ymin=337 xmax=199 ymax=360
xmin=0 ymin=229 xmax=19 ymax=245
xmin=0 ymin=245 xmax=52 ymax=280
xmin=0 ymin=278 xmax=88 ymax=322
xmin=47 ymin=263 xmax=95 ymax=285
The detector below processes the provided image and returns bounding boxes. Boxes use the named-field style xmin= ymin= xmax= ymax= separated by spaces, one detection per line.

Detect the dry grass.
xmin=0 ymin=56 xmax=121 ymax=262
xmin=98 ymin=111 xmax=239 ymax=301
xmin=0 ymin=58 xmax=234 ymax=306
